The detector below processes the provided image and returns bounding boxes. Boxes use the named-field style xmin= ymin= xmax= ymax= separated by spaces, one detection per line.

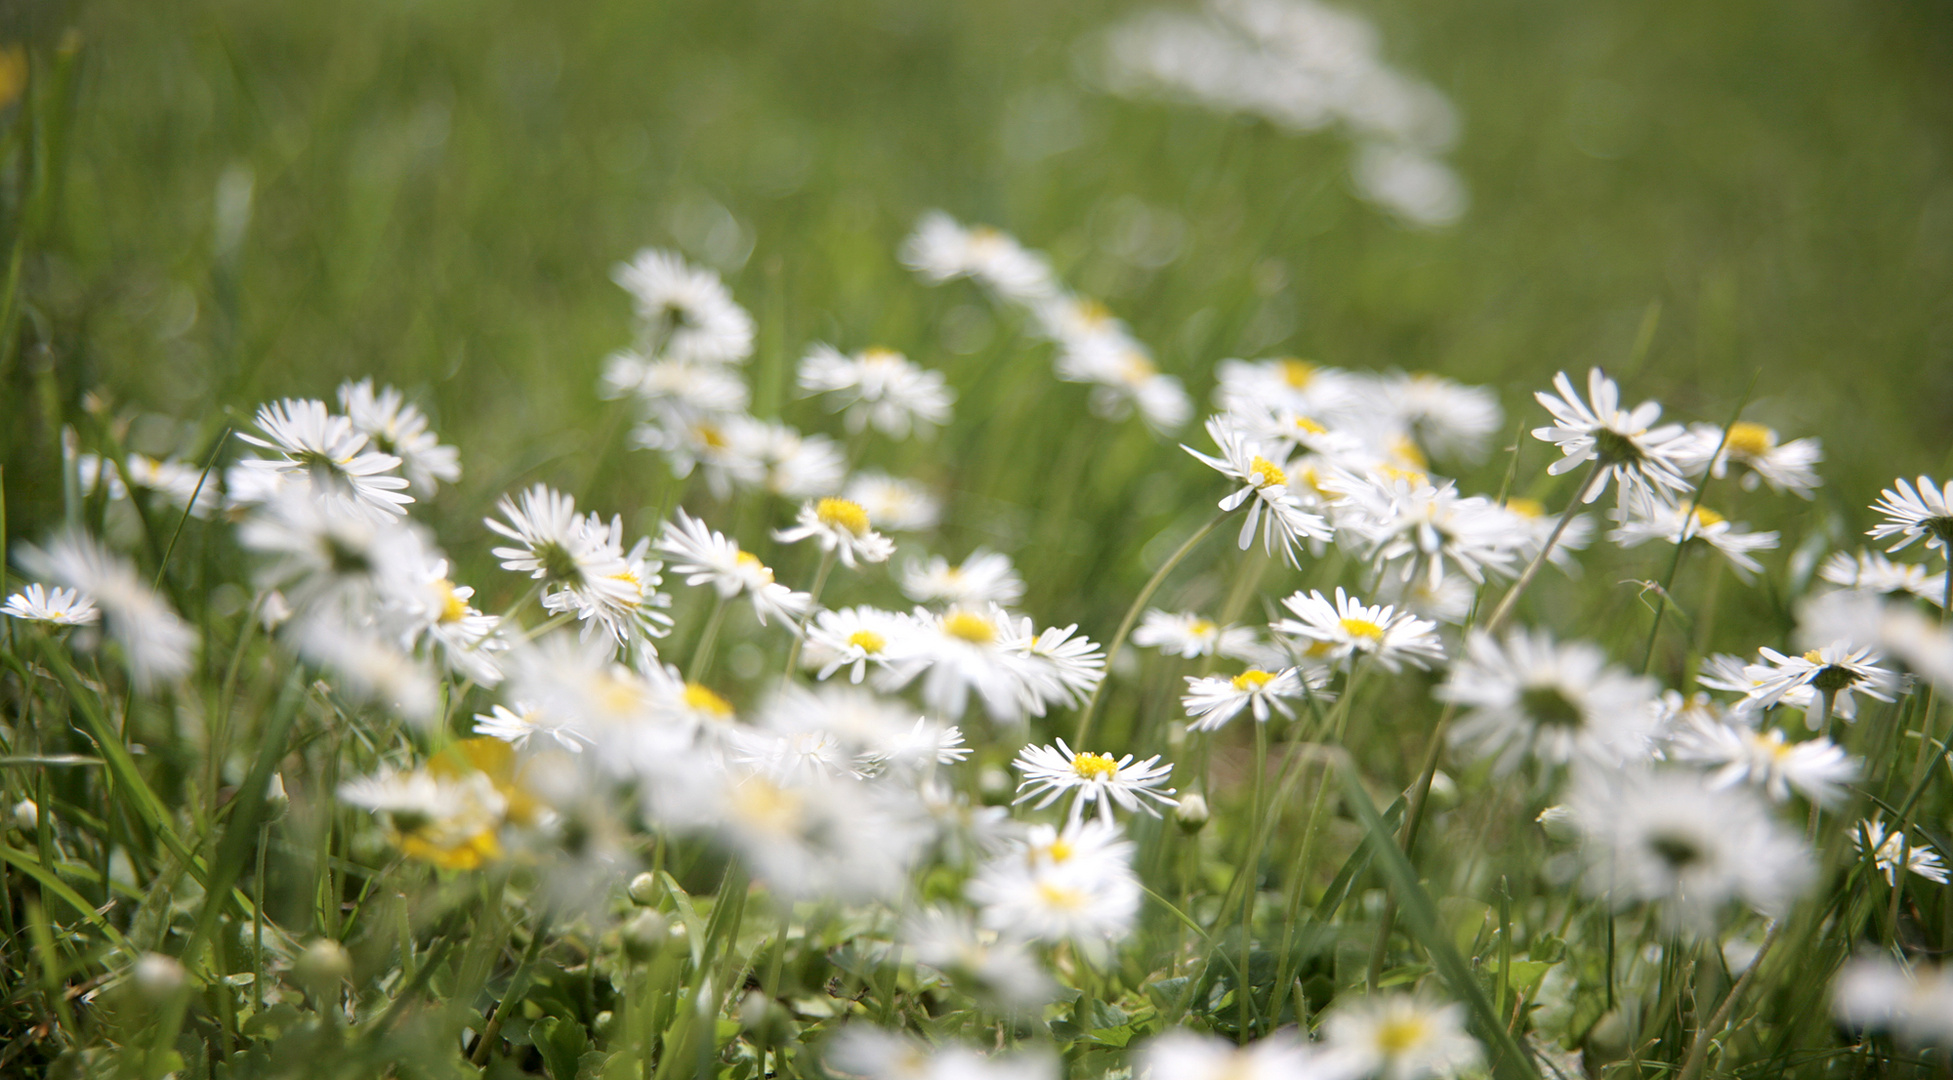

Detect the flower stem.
xmin=1483 ymin=459 xmax=1602 ymax=636
xmin=780 ymin=548 xmax=837 ymax=686
xmin=1074 ymin=510 xmax=1228 ymax=747
xmin=687 ymin=592 xmax=730 ymax=682
xmin=1676 ymin=921 xmax=1782 ymax=1080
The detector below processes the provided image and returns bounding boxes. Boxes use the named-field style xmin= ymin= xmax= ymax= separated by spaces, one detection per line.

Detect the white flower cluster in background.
xmin=1096 ymin=0 xmax=1467 ymax=226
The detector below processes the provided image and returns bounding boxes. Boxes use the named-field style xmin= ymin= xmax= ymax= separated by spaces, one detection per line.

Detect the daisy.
xmin=473 ymin=701 xmax=589 ymax=754
xmin=541 ymin=517 xmax=675 ymax=650
xmin=1678 ymin=421 xmax=1822 ymax=497
xmin=842 ymin=472 xmax=941 ymax=533
xmin=1034 ymin=295 xmax=1140 ymax=355
xmin=706 ymin=770 xmax=929 ymax=902
xmin=1056 ymin=338 xmax=1193 ymax=433
xmin=802 ymin=606 xmax=917 ymax=684
xmin=1374 ymin=573 xmax=1478 ymax=627
xmin=797 ymin=344 xmax=955 ymax=438
xmin=337 ymin=379 xmax=461 ymax=495
xmin=1818 ymin=550 xmax=1947 ymax=605
xmin=899 ymin=211 xmax=1060 ymax=304
xmin=401 ymin=561 xmax=509 ymax=685
xmin=1834 ymin=956 xmax=1953 ymax=1047
xmin=1011 ymin=738 xmax=1177 ymax=823
xmin=1568 ymin=765 xmax=1813 ymax=933
xmin=1870 ymin=476 xmax=1953 ymax=556
xmin=340 ymin=765 xmax=507 ymax=871
xmin=1181 ymin=667 xmax=1317 ymax=731
xmin=235 ymin=398 xmax=413 ymax=521
xmin=1607 ymin=487 xmax=1779 ymax=581
xmin=1139 ymin=1030 xmax=1329 ymax=1080
xmin=903 ymin=907 xmax=1057 ymax=1011
xmin=1438 ymin=629 xmax=1660 ymax=773
xmin=883 ymin=604 xmax=1041 ymax=722
xmin=827 ymin=1028 xmax=1060 ymax=1080
xmin=967 ymin=819 xmax=1141 ymax=954
xmin=1530 ymin=368 xmax=1693 ymax=504
xmin=1003 ymin=617 xmax=1105 ymax=712
xmin=774 ymin=498 xmax=896 ymax=568
xmin=1743 ymin=643 xmax=1900 ymax=728
xmin=3 ymin=583 xmax=99 ymax=626
xmin=611 ymin=248 xmax=755 ymax=364
xmin=120 ymin=454 xmax=221 ymax=517
xmin=1183 ymin=414 xmax=1333 ymax=565
xmin=1320 ymin=994 xmax=1484 ymax=1080
xmin=1794 ymin=590 xmax=1953 ymax=692
xmin=600 ymin=352 xmax=750 ymax=419
xmin=728 ymin=417 xmax=847 ymax=498
xmin=485 ymin=484 xmax=617 ymax=589
xmin=1500 ymin=496 xmax=1592 ymax=573
xmin=1668 ymin=712 xmax=1859 ymax=805
xmin=286 ymin=613 xmax=440 ymax=722
xmin=1854 ymin=818 xmax=1949 ymax=886
xmin=1272 ymin=587 xmax=1445 ymax=672
xmin=1372 ymin=370 xmax=1503 ymax=463
xmin=654 ymin=510 xmax=813 ymax=627
xmin=15 ymin=531 xmax=198 ymax=689
xmin=1336 ymin=472 xmax=1522 ymax=590
xmin=1212 ymin=356 xmax=1361 ymax=416
xmin=899 ymin=549 xmax=1025 ymax=608
xmin=1131 ymin=609 xmax=1264 ymax=661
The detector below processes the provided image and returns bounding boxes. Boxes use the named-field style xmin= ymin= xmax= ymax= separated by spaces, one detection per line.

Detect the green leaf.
xmin=533 ymin=1016 xmax=590 ymax=1080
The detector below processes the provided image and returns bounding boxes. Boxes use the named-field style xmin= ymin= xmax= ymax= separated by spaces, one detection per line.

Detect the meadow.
xmin=3 ymin=0 xmax=1953 ymax=1076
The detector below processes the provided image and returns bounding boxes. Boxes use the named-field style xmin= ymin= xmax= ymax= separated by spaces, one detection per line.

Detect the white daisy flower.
xmin=1011 ymin=738 xmax=1177 ymax=823
xmin=540 ymin=517 xmax=675 ymax=650
xmin=340 ymin=764 xmax=507 ymax=871
xmin=1138 ymin=1030 xmax=1327 ymax=1080
xmin=797 ymin=344 xmax=955 ymax=438
xmin=1321 ymin=994 xmax=1484 ymax=1080
xmin=611 ymin=248 xmax=755 ymax=364
xmin=1742 ymin=643 xmax=1900 ymax=728
xmin=1374 ymin=572 xmax=1478 ymax=627
xmin=600 ymin=352 xmax=750 ymax=418
xmin=1183 ymin=413 xmax=1333 ymax=566
xmin=899 ymin=549 xmax=1025 ymax=608
xmin=1438 ymin=629 xmax=1660 ymax=773
xmin=826 ymin=1027 xmax=1059 ymax=1080
xmin=119 ymin=454 xmax=221 ymax=517
xmin=1819 ymin=550 xmax=1947 ymax=606
xmin=399 ymin=558 xmax=508 ymax=685
xmin=655 ymin=510 xmax=812 ymax=627
xmin=882 ymin=604 xmax=1041 ymax=723
xmin=473 ymin=701 xmax=589 ymax=753
xmin=1530 ymin=368 xmax=1693 ymax=504
xmin=1677 ymin=421 xmax=1822 ymax=497
xmin=802 ymin=606 xmax=917 ymax=684
xmin=1794 ymin=590 xmax=1953 ymax=692
xmin=706 ymin=770 xmax=929 ymax=903
xmin=1498 ymin=496 xmax=1592 ymax=574
xmin=1181 ymin=667 xmax=1317 ymax=732
xmin=842 ymin=472 xmax=941 ymax=533
xmin=3 ymin=583 xmax=99 ymax=626
xmin=1034 ymin=294 xmax=1139 ymax=355
xmin=485 ymin=484 xmax=616 ymax=588
xmin=236 ymin=398 xmax=413 ymax=521
xmin=727 ymin=416 xmax=847 ymax=498
xmin=1854 ymin=818 xmax=1949 ymax=886
xmin=1272 ymin=587 xmax=1445 ymax=672
xmin=1056 ymin=337 xmax=1193 ymax=433
xmin=1003 ymin=617 xmax=1105 ymax=712
xmin=1372 ymin=370 xmax=1503 ymax=463
xmin=1668 ymin=712 xmax=1858 ymax=805
xmin=967 ymin=819 xmax=1140 ymax=954
xmin=1834 ymin=956 xmax=1953 ymax=1047
xmin=1212 ymin=357 xmax=1363 ymax=421
xmin=336 ymin=379 xmax=461 ymax=495
xmin=1607 ymin=487 xmax=1779 ymax=581
xmin=286 ymin=612 xmax=440 ymax=722
xmin=902 ymin=907 xmax=1057 ymax=1011
xmin=631 ymin=413 xmax=765 ymax=497
xmin=16 ymin=531 xmax=198 ymax=689
xmin=1131 ymin=609 xmax=1264 ymax=661
xmin=1870 ymin=476 xmax=1953 ymax=556
xmin=773 ymin=498 xmax=896 ymax=568
xmin=1568 ymin=765 xmax=1813 ymax=933
xmin=899 ymin=211 xmax=1060 ymax=304
xmin=1335 ymin=471 xmax=1522 ymax=590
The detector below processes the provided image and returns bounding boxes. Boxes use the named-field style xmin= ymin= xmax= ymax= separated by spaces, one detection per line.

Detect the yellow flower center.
xmin=682 ymin=682 xmax=735 ymax=719
xmin=1120 ymin=351 xmax=1157 ymax=382
xmin=1340 ymin=617 xmax=1386 ymax=641
xmin=732 ymin=779 xmax=803 ymax=833
xmin=815 ymin=497 xmax=871 ymax=536
xmin=1375 ymin=1015 xmax=1431 ymax=1057
xmin=846 ymin=629 xmax=886 ymax=654
xmin=595 ymin=674 xmax=649 ymax=716
xmin=694 ymin=422 xmax=726 ymax=449
xmin=944 ymin=610 xmax=996 ymax=644
xmin=1506 ymin=497 xmax=1545 ymax=519
xmin=1279 ymin=358 xmax=1315 ymax=388
xmin=1803 ymin=649 xmax=1824 ymax=664
xmin=1231 ymin=669 xmax=1276 ymax=691
xmin=435 ymin=581 xmax=470 ymax=625
xmin=1071 ymin=752 xmax=1119 ymax=781
xmin=1724 ymin=421 xmax=1776 ymax=457
xmin=1250 ymin=456 xmax=1287 ymax=489
xmin=861 ymin=347 xmax=901 ymax=366
xmin=734 ymin=550 xmax=775 ymax=584
xmin=1378 ymin=464 xmax=1429 ymax=487
xmin=1691 ymin=506 xmax=1725 ymax=528
xmin=1189 ymin=618 xmax=1217 ymax=637
xmin=1074 ymin=298 xmax=1113 ymax=327
xmin=1036 ymin=881 xmax=1088 ymax=911
xmin=1046 ymin=838 xmax=1074 ymax=862
xmin=1293 ymin=415 xmax=1327 ymax=436
xmin=1302 ymin=639 xmax=1335 ymax=659
xmin=1391 ymin=435 xmax=1429 ymax=471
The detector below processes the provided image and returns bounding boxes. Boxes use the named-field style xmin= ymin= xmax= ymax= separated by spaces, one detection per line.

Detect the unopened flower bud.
xmin=621 ymin=909 xmax=669 ymax=963
xmin=264 ymin=773 xmax=289 ymax=818
xmin=133 ymin=953 xmax=186 ymax=1001
xmin=627 ymin=872 xmax=661 ymax=907
xmin=295 ymin=939 xmax=352 ymax=993
xmin=12 ymin=798 xmax=39 ymax=832
xmin=1175 ymin=792 xmax=1210 ymax=833
xmin=1536 ymin=804 xmax=1577 ymax=843
xmin=739 ymin=989 xmax=792 ymax=1049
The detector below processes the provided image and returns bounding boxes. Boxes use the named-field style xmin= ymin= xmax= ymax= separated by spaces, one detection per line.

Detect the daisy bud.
xmin=295 ymin=939 xmax=352 ymax=994
xmin=264 ymin=773 xmax=289 ymax=819
xmin=133 ymin=953 xmax=187 ymax=1002
xmin=978 ymin=766 xmax=1012 ymax=801
xmin=1535 ymin=804 xmax=1577 ymax=843
xmin=739 ymin=990 xmax=793 ymax=1049
xmin=12 ymin=798 xmax=39 ymax=832
xmin=621 ymin=910 xmax=670 ymax=963
xmin=627 ymin=872 xmax=662 ymax=907
xmin=592 ymin=1010 xmax=615 ymax=1038
xmin=1426 ymin=770 xmax=1459 ymax=811
xmin=1175 ymin=792 xmax=1211 ymax=833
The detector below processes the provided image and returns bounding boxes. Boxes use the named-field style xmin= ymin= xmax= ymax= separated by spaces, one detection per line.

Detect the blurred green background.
xmin=4 ymin=0 xmax=1952 ymax=658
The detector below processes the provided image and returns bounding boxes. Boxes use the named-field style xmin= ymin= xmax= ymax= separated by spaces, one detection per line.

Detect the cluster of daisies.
xmin=12 ymin=226 xmax=1953 ymax=1077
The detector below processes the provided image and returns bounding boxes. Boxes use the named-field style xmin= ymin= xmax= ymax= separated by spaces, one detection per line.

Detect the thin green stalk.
xmin=1641 ymin=374 xmax=1757 ymax=674
xmin=1676 ymin=920 xmax=1781 ymax=1080
xmin=687 ymin=592 xmax=731 ymax=682
xmin=470 ymin=907 xmax=555 ymax=1066
xmin=1074 ymin=510 xmax=1228 ymax=747
xmin=1483 ymin=459 xmax=1602 ymax=636
xmin=1236 ymin=717 xmax=1269 ymax=1043
xmin=780 ymin=547 xmax=837 ymax=685
xmin=151 ymin=426 xmax=229 ymax=591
